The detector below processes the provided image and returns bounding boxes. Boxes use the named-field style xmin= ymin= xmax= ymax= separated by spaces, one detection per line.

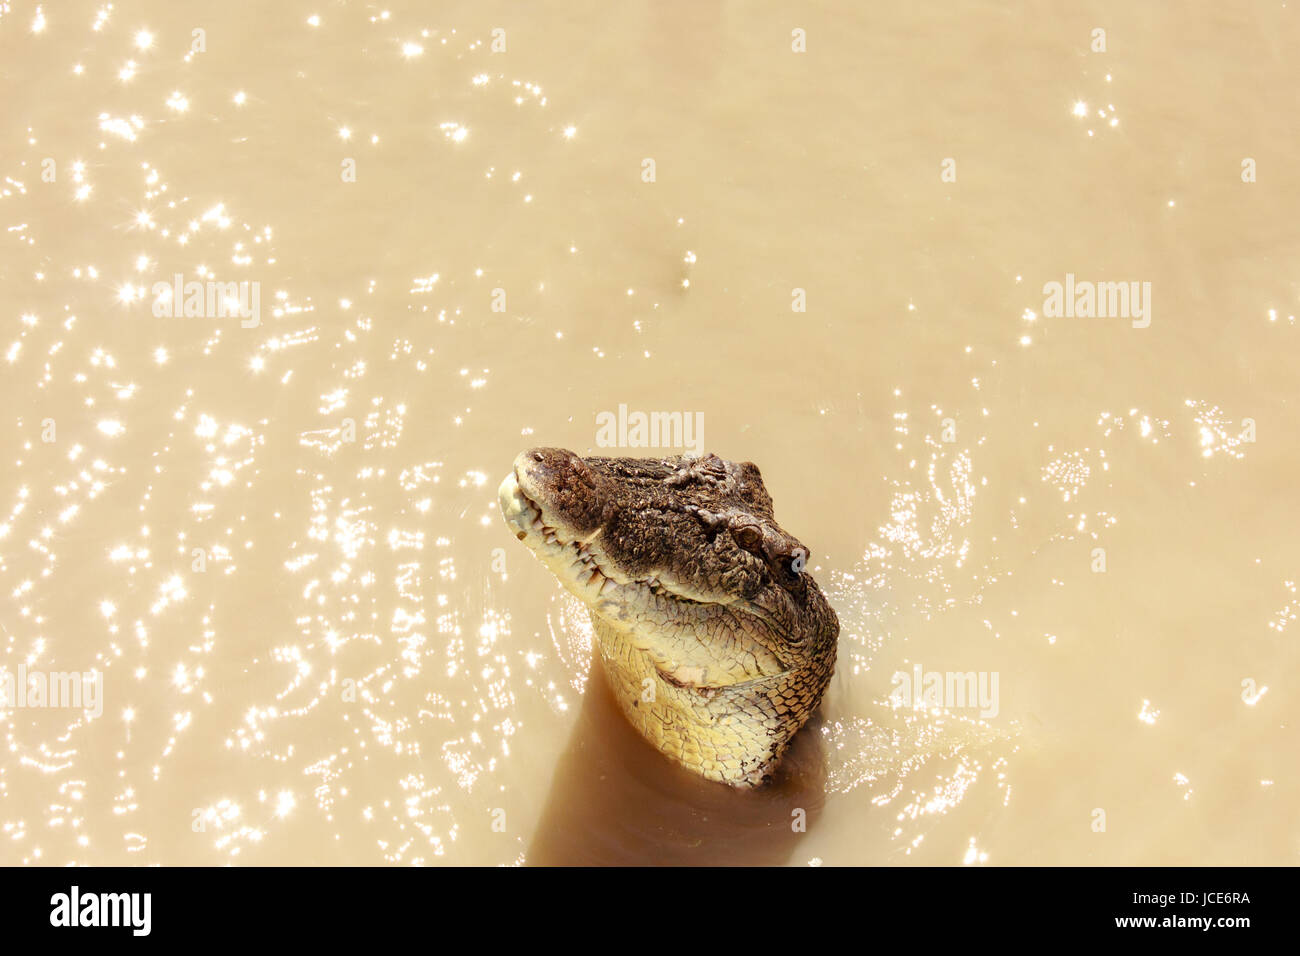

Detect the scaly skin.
xmin=499 ymin=448 xmax=838 ymax=787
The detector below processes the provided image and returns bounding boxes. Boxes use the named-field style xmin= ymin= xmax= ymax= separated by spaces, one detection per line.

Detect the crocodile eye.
xmin=732 ymin=526 xmax=764 ymax=556
xmin=786 ymin=548 xmax=807 ymax=576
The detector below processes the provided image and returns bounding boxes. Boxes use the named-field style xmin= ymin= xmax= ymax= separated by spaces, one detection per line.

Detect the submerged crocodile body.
xmin=499 ymin=449 xmax=838 ymax=787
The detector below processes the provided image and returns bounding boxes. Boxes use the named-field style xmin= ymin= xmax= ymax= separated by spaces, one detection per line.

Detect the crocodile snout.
xmin=513 ymin=448 xmax=607 ymax=537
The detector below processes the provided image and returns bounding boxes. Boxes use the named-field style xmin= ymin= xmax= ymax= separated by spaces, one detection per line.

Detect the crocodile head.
xmin=499 ymin=448 xmax=838 ymax=787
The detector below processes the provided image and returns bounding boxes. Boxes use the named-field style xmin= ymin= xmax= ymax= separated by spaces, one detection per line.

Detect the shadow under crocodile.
xmin=526 ymin=660 xmax=827 ymax=866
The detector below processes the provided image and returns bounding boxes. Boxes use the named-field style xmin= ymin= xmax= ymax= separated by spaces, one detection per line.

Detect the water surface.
xmin=0 ymin=0 xmax=1296 ymax=865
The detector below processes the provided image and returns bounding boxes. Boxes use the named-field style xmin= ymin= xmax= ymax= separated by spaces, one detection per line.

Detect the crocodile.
xmin=499 ymin=448 xmax=838 ymax=787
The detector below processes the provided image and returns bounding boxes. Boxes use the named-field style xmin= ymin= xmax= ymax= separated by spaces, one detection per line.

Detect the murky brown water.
xmin=1 ymin=0 xmax=1296 ymax=866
